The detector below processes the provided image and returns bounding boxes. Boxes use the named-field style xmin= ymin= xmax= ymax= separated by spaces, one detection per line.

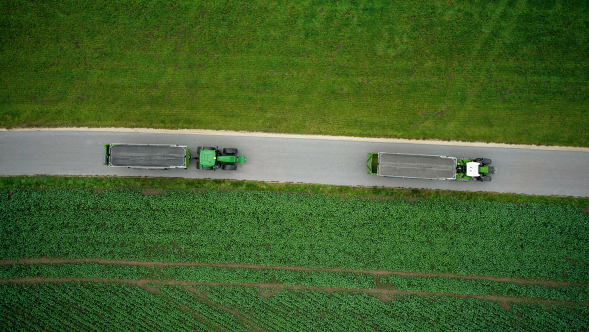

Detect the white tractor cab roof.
xmin=466 ymin=162 xmax=480 ymax=177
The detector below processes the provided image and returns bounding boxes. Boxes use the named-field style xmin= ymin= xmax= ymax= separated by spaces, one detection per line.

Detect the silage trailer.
xmin=367 ymin=152 xmax=495 ymax=182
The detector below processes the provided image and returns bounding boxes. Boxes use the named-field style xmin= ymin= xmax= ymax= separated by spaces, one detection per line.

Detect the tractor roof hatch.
xmin=466 ymin=162 xmax=480 ymax=177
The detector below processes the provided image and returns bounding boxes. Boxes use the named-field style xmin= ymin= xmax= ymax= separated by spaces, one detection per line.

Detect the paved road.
xmin=1 ymin=130 xmax=588 ymax=197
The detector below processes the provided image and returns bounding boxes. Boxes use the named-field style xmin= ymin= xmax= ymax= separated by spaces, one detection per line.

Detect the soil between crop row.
xmin=1 ymin=257 xmax=586 ymax=288
xmin=1 ymin=277 xmax=588 ymax=311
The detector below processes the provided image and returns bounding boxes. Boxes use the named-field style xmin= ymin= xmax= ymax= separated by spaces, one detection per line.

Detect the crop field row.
xmin=1 ymin=0 xmax=588 ymax=145
xmin=1 ymin=282 xmax=588 ymax=331
xmin=2 ymin=189 xmax=588 ymax=282
xmin=2 ymin=257 xmax=584 ymax=287
xmin=1 ymin=186 xmax=588 ymax=329
xmin=3 ymin=175 xmax=588 ymax=208
xmin=1 ymin=262 xmax=588 ymax=304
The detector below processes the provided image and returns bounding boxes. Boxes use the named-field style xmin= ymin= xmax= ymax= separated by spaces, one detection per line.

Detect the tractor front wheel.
xmin=223 ymin=148 xmax=238 ymax=155
xmin=222 ymin=164 xmax=237 ymax=170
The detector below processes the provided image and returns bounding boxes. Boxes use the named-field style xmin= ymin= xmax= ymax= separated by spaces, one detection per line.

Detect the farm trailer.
xmin=103 ymin=144 xmax=190 ymax=169
xmin=367 ymin=152 xmax=495 ymax=182
xmin=103 ymin=144 xmax=245 ymax=170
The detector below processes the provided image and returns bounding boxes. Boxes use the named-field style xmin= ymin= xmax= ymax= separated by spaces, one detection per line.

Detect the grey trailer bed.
xmin=103 ymin=144 xmax=189 ymax=169
xmin=368 ymin=153 xmax=456 ymax=180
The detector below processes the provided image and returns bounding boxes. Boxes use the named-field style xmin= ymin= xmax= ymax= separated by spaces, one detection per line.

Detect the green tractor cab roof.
xmin=197 ymin=147 xmax=245 ymax=170
xmin=199 ymin=149 xmax=217 ymax=167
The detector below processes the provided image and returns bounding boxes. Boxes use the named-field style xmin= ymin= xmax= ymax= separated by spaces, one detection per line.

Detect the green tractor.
xmin=456 ymin=158 xmax=495 ymax=182
xmin=193 ymin=146 xmax=245 ymax=170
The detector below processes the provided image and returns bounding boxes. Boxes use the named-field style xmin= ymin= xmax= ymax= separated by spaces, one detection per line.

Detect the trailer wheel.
xmin=223 ymin=148 xmax=238 ymax=155
xmin=222 ymin=164 xmax=237 ymax=170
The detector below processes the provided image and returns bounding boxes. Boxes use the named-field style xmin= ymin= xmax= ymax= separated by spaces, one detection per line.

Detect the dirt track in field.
xmin=1 ymin=277 xmax=588 ymax=310
xmin=1 ymin=257 xmax=587 ymax=288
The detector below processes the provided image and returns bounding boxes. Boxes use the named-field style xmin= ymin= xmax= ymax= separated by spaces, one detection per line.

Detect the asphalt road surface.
xmin=1 ymin=130 xmax=588 ymax=197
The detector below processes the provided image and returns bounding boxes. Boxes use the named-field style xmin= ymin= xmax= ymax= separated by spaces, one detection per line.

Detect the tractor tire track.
xmin=1 ymin=257 xmax=587 ymax=288
xmin=1 ymin=277 xmax=588 ymax=310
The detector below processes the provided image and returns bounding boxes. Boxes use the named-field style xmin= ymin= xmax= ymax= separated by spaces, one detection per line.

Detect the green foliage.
xmin=1 ymin=0 xmax=588 ymax=146
xmin=1 ymin=175 xmax=587 ymax=208
xmin=2 ymin=283 xmax=588 ymax=331
xmin=1 ymin=189 xmax=588 ymax=282
xmin=2 ymin=263 xmax=588 ymax=303
xmin=197 ymin=286 xmax=589 ymax=331
xmin=161 ymin=266 xmax=376 ymax=289
xmin=380 ymin=275 xmax=589 ymax=303
xmin=0 ymin=282 xmax=246 ymax=331
xmin=0 ymin=263 xmax=151 ymax=280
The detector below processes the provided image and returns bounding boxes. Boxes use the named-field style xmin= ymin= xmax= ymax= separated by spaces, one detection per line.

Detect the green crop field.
xmin=2 ymin=188 xmax=589 ymax=281
xmin=1 ymin=283 xmax=588 ymax=331
xmin=1 ymin=0 xmax=588 ymax=146
xmin=1 ymin=185 xmax=589 ymax=329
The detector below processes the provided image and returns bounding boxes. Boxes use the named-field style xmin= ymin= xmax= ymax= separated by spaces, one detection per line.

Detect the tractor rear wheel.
xmin=223 ymin=148 xmax=238 ymax=155
xmin=222 ymin=164 xmax=237 ymax=170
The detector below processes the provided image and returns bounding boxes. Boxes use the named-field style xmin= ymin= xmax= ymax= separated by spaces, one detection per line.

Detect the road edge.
xmin=2 ymin=127 xmax=589 ymax=152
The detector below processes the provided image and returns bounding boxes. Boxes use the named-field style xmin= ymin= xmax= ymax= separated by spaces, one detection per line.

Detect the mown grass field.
xmin=1 ymin=0 xmax=588 ymax=146
xmin=1 ymin=179 xmax=588 ymax=329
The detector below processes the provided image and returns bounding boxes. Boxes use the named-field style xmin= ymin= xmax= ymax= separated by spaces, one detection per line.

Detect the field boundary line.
xmin=2 ymin=127 xmax=588 ymax=152
xmin=1 ymin=258 xmax=587 ymax=288
xmin=1 ymin=277 xmax=588 ymax=308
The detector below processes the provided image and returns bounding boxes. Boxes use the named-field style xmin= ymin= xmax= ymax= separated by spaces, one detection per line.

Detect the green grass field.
xmin=1 ymin=0 xmax=588 ymax=146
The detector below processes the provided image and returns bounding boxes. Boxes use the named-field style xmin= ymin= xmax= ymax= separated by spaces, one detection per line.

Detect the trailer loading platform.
xmin=368 ymin=153 xmax=457 ymax=180
xmin=103 ymin=144 xmax=189 ymax=169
